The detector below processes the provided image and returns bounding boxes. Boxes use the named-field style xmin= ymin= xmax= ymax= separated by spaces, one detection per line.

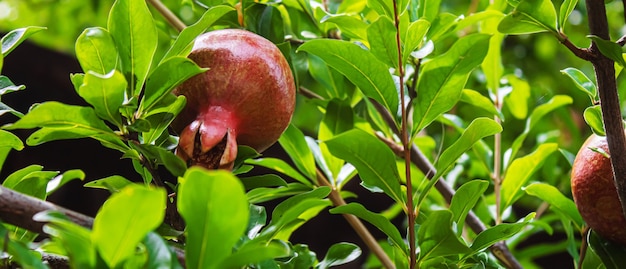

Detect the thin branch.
xmin=617 ymin=34 xmax=626 ymax=46
xmin=560 ymin=36 xmax=595 ymax=61
xmin=146 ymin=0 xmax=186 ymax=32
xmin=316 ymin=170 xmax=395 ymax=269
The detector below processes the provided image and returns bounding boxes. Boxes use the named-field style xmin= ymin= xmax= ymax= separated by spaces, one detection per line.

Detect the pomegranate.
xmin=173 ymin=29 xmax=295 ymax=170
xmin=571 ymin=133 xmax=626 ymax=245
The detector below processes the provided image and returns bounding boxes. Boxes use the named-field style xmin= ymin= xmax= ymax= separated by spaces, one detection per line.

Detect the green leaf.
xmin=468 ymin=213 xmax=534 ymax=253
xmin=500 ymin=143 xmax=558 ymax=212
xmin=0 ymin=223 xmax=46 ymax=269
xmin=417 ymin=210 xmax=471 ymax=262
xmin=318 ymin=100 xmax=353 ymax=183
xmin=298 ymin=39 xmax=399 ymax=115
xmin=504 ymin=75 xmax=531 ymax=119
xmin=459 ymin=89 xmax=502 ymax=118
xmin=588 ymin=230 xmax=626 ymax=269
xmin=25 ymin=127 xmax=127 ymax=152
xmin=144 ymin=232 xmax=182 ymax=269
xmin=78 ymin=70 xmax=126 ymax=127
xmin=142 ymin=96 xmax=186 ymax=144
xmin=178 ymin=168 xmax=249 ymax=269
xmin=367 ymin=0 xmax=393 ymax=17
xmin=46 ymin=169 xmax=85 ymax=195
xmin=403 ymin=19 xmax=430 ymax=64
xmin=5 ymin=102 xmax=115 ymax=134
xmin=278 ymin=124 xmax=317 ymax=181
xmin=247 ymin=158 xmax=312 ymax=187
xmin=588 ymin=35 xmax=626 ymax=67
xmin=417 ymin=0 xmax=441 ymax=22
xmin=75 ymin=27 xmax=118 ymax=74
xmin=0 ymin=75 xmax=26 ymax=95
xmin=498 ymin=0 xmax=558 ymax=35
xmin=219 ymin=240 xmax=290 ymax=268
xmin=36 ymin=211 xmax=96 ymax=268
xmin=1 ymin=26 xmax=47 ymax=56
xmin=317 ymin=242 xmax=362 ymax=269
xmin=141 ymin=57 xmax=204 ymax=115
xmin=325 ymin=129 xmax=404 ymax=204
xmin=0 ymin=129 xmax=24 ymax=151
xmin=449 ymin=180 xmax=489 ymax=228
xmin=161 ymin=5 xmax=235 ymax=61
xmin=507 ymin=95 xmax=572 ymax=164
xmin=320 ymin=14 xmax=369 ymax=41
xmin=559 ymin=0 xmax=579 ymax=31
xmin=584 ymin=105 xmax=605 ymax=136
xmin=84 ymin=175 xmax=133 ymax=193
xmin=367 ymin=16 xmax=398 ymax=68
xmin=413 ymin=34 xmax=491 ymax=132
xmin=107 ymin=0 xmax=158 ymax=94
xmin=330 ymin=203 xmax=407 ymax=253
xmin=561 ymin=67 xmax=597 ymax=103
xmin=263 ymin=187 xmax=331 ymax=240
xmin=524 ymin=183 xmax=584 ymax=229
xmin=92 ymin=185 xmax=165 ymax=268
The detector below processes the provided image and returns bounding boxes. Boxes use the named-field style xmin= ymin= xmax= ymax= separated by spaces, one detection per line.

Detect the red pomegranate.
xmin=571 ymin=133 xmax=626 ymax=245
xmin=173 ymin=29 xmax=295 ymax=170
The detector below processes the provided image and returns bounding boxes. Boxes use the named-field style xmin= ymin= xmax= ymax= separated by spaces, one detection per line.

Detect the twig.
xmin=617 ymin=34 xmax=626 ymax=46
xmin=560 ymin=36 xmax=595 ymax=61
xmin=146 ymin=0 xmax=186 ymax=32
xmin=585 ymin=0 xmax=626 ymax=223
xmin=316 ymin=170 xmax=395 ymax=269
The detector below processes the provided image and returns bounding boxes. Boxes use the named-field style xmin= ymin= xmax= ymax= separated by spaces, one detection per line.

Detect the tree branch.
xmin=585 ymin=0 xmax=626 ymax=223
xmin=146 ymin=0 xmax=186 ymax=32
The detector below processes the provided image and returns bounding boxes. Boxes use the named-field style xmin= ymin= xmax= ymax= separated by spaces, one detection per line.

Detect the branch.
xmin=585 ymin=0 xmax=626 ymax=223
xmin=560 ymin=36 xmax=595 ymax=61
xmin=315 ymin=170 xmax=395 ymax=269
xmin=146 ymin=0 xmax=186 ymax=32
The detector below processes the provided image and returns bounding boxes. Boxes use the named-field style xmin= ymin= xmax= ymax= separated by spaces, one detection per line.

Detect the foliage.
xmin=1 ymin=0 xmax=625 ymax=268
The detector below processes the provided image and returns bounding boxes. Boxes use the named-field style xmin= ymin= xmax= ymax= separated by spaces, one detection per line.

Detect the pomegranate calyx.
xmin=175 ymin=119 xmax=238 ymax=170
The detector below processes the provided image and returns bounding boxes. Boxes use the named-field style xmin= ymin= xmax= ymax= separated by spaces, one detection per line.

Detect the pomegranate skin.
xmin=173 ymin=29 xmax=295 ymax=169
xmin=571 ymin=134 xmax=626 ymax=245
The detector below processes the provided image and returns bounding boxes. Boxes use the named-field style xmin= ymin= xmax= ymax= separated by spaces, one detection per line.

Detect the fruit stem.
xmin=584 ymin=0 xmax=626 ymax=225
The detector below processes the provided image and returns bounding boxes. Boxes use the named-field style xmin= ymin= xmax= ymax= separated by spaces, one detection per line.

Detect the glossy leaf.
xmin=107 ymin=0 xmax=157 ymax=94
xmin=178 ymin=168 xmax=249 ymax=269
xmin=588 ymin=35 xmax=626 ymax=67
xmin=498 ymin=0 xmax=558 ymax=35
xmin=325 ymin=129 xmax=404 ymax=204
xmin=246 ymin=182 xmax=312 ymax=204
xmin=84 ymin=175 xmax=133 ymax=193
xmin=403 ymin=19 xmax=430 ymax=64
xmin=278 ymin=124 xmax=317 ymax=180
xmin=417 ymin=210 xmax=471 ymax=262
xmin=263 ymin=187 xmax=331 ymax=240
xmin=0 ymin=129 xmax=24 ymax=151
xmin=0 ymin=75 xmax=25 ymax=95
xmin=468 ymin=213 xmax=535 ymax=253
xmin=525 ymin=183 xmax=584 ymax=229
xmin=298 ymin=39 xmax=399 ymax=115
xmin=307 ymin=55 xmax=348 ymax=99
xmin=561 ymin=67 xmax=597 ymax=103
xmin=449 ymin=180 xmax=489 ymax=228
xmin=318 ymin=100 xmax=353 ymax=183
xmin=144 ymin=232 xmax=182 ymax=269
xmin=0 ymin=223 xmax=46 ymax=269
xmin=588 ymin=230 xmax=626 ymax=269
xmin=240 ymin=174 xmax=288 ymax=190
xmin=25 ymin=127 xmax=127 ymax=152
xmin=5 ymin=102 xmax=115 ymax=134
xmin=500 ymin=143 xmax=558 ymax=213
xmin=507 ymin=95 xmax=572 ymax=164
xmin=584 ymin=105 xmax=605 ymax=136
xmin=320 ymin=14 xmax=368 ymax=41
xmin=37 ymin=211 xmax=95 ymax=268
xmin=413 ymin=34 xmax=491 ymax=132
xmin=417 ymin=0 xmax=441 ymax=22
xmin=247 ymin=157 xmax=312 ymax=187
xmin=367 ymin=16 xmax=398 ymax=68
xmin=504 ymin=75 xmax=531 ymax=119
xmin=330 ymin=203 xmax=407 ymax=253
xmin=559 ymin=0 xmax=578 ymax=31
xmin=317 ymin=242 xmax=362 ymax=269
xmin=219 ymin=240 xmax=290 ymax=268
xmin=1 ymin=26 xmax=46 ymax=56
xmin=140 ymin=56 xmax=204 ymax=115
xmin=142 ymin=96 xmax=186 ymax=144
xmin=78 ymin=70 xmax=126 ymax=127
xmin=161 ymin=5 xmax=235 ymax=61
xmin=46 ymin=169 xmax=85 ymax=195
xmin=92 ymin=185 xmax=165 ymax=268
xmin=75 ymin=27 xmax=118 ymax=74
xmin=459 ymin=89 xmax=502 ymax=118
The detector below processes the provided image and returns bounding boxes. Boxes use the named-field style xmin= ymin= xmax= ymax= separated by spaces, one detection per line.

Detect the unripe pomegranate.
xmin=173 ymin=29 xmax=295 ymax=170
xmin=571 ymin=133 xmax=626 ymax=245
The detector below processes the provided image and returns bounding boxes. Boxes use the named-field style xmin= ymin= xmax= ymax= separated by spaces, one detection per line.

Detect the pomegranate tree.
xmin=173 ymin=29 xmax=295 ymax=170
xmin=571 ymin=133 xmax=626 ymax=245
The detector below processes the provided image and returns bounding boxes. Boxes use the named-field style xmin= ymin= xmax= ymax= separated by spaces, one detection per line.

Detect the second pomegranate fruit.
xmin=173 ymin=29 xmax=295 ymax=170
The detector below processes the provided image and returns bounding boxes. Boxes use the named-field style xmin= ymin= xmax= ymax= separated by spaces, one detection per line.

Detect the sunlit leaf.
xmin=413 ymin=34 xmax=491 ymax=132
xmin=0 ymin=129 xmax=23 ymax=151
xmin=367 ymin=16 xmax=398 ymax=68
xmin=559 ymin=0 xmax=579 ymax=31
xmin=449 ymin=180 xmax=489 ymax=229
xmin=37 ymin=211 xmax=95 ymax=268
xmin=588 ymin=35 xmax=626 ymax=67
xmin=46 ymin=169 xmax=85 ymax=195
xmin=142 ymin=96 xmax=186 ymax=144
xmin=403 ymin=19 xmax=430 ymax=64
xmin=178 ymin=168 xmax=249 ymax=269
xmin=459 ymin=89 xmax=502 ymax=118
xmin=0 ymin=223 xmax=46 ymax=269
xmin=84 ymin=175 xmax=133 ymax=193
xmin=278 ymin=124 xmax=317 ymax=180
xmin=318 ymin=242 xmax=362 ymax=269
xmin=584 ymin=105 xmax=605 ymax=136
xmin=320 ymin=14 xmax=368 ymax=41
xmin=561 ymin=67 xmax=597 ymax=103
xmin=219 ymin=240 xmax=290 ymax=268
xmin=75 ymin=27 xmax=118 ymax=74
xmin=417 ymin=210 xmax=471 ymax=262
xmin=1 ymin=26 xmax=47 ymax=55
xmin=78 ymin=70 xmax=126 ymax=127
xmin=498 ymin=0 xmax=558 ymax=35
xmin=500 ymin=143 xmax=559 ymax=213
xmin=525 ymin=183 xmax=583 ymax=229
xmin=504 ymin=75 xmax=530 ymax=119
xmin=144 ymin=232 xmax=183 ymax=269
xmin=108 ymin=0 xmax=158 ymax=94
xmin=325 ymin=129 xmax=404 ymax=204
xmin=468 ymin=213 xmax=535 ymax=253
xmin=318 ymin=100 xmax=353 ymax=184
xmin=92 ymin=185 xmax=165 ymax=268
xmin=298 ymin=39 xmax=399 ymax=115
xmin=417 ymin=0 xmax=441 ymax=22
xmin=247 ymin=157 xmax=312 ymax=187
